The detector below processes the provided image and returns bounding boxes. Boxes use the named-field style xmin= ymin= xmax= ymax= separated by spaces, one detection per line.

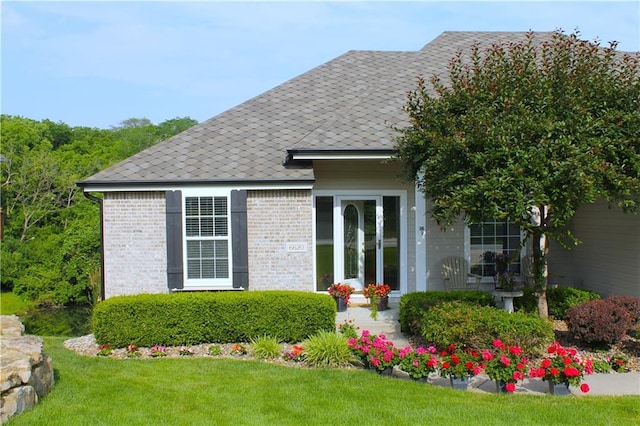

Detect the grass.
xmin=9 ymin=337 xmax=640 ymax=425
xmin=0 ymin=291 xmax=33 ymax=315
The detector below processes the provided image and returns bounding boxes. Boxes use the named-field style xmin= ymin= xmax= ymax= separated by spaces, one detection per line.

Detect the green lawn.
xmin=9 ymin=337 xmax=640 ymax=425
xmin=0 ymin=291 xmax=33 ymax=316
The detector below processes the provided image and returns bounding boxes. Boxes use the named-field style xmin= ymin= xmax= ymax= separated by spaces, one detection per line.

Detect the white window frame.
xmin=465 ymin=219 xmax=525 ymax=283
xmin=182 ymin=189 xmax=233 ymax=288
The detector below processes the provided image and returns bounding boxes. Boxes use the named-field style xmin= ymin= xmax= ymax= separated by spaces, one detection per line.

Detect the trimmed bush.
xmin=566 ymin=299 xmax=629 ymax=345
xmin=398 ymin=291 xmax=495 ymax=335
xmin=420 ymin=301 xmax=554 ymax=353
xmin=605 ymin=295 xmax=640 ymax=331
xmin=93 ymin=291 xmax=336 ymax=347
xmin=514 ymin=287 xmax=600 ymax=319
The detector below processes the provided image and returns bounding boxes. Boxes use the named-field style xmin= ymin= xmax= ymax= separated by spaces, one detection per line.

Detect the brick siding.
xmin=247 ymin=190 xmax=314 ymax=291
xmin=103 ymin=192 xmax=167 ymax=298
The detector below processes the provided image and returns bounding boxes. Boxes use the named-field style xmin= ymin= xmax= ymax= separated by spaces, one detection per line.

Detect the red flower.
xmin=499 ymin=355 xmax=511 ymax=366
xmin=512 ymin=371 xmax=524 ymax=381
xmin=541 ymin=358 xmax=552 ymax=369
xmin=442 ymin=361 xmax=451 ymax=369
xmin=550 ymin=368 xmax=560 ymax=376
xmin=580 ymin=383 xmax=590 ymax=393
xmin=451 ymin=354 xmax=460 ymax=364
xmin=504 ymin=382 xmax=516 ymax=393
xmin=564 ymin=367 xmax=581 ymax=377
xmin=509 ymin=346 xmax=522 ymax=356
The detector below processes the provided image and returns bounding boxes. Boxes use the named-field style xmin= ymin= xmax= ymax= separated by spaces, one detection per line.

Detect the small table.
xmin=494 ymin=291 xmax=524 ymax=313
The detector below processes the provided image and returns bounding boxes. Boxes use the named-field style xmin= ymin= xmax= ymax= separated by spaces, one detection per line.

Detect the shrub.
xmin=398 ymin=291 xmax=495 ymax=336
xmin=514 ymin=287 xmax=600 ymax=319
xmin=302 ymin=331 xmax=355 ymax=368
xmin=419 ymin=301 xmax=554 ymax=353
xmin=93 ymin=291 xmax=336 ymax=347
xmin=250 ymin=335 xmax=281 ymax=359
xmin=605 ymin=296 xmax=640 ymax=331
xmin=566 ymin=299 xmax=629 ymax=345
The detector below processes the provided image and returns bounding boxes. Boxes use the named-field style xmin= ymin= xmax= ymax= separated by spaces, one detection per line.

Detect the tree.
xmin=394 ymin=31 xmax=640 ymax=318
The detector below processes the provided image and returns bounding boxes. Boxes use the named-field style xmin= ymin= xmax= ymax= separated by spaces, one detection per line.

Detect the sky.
xmin=2 ymin=1 xmax=639 ymax=129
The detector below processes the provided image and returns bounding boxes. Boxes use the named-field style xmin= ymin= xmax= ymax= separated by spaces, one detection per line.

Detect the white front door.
xmin=338 ymin=197 xmax=382 ymax=291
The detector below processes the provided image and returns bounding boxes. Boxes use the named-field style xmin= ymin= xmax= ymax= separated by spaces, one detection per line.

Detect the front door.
xmin=339 ymin=197 xmax=382 ymax=291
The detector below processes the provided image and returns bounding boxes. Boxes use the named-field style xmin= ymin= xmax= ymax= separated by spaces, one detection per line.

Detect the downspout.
xmin=83 ymin=191 xmax=105 ymax=302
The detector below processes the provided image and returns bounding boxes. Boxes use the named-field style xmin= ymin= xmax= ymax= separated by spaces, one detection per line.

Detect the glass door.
xmin=339 ymin=197 xmax=382 ymax=290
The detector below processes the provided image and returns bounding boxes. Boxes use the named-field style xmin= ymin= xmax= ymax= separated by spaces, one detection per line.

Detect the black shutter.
xmin=231 ymin=190 xmax=249 ymax=289
xmin=166 ymin=190 xmax=184 ymax=290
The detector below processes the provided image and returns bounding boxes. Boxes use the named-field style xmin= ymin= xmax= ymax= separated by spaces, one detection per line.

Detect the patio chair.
xmin=441 ymin=256 xmax=482 ymax=291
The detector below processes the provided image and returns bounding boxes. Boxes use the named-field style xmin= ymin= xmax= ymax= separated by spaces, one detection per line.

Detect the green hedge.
xmin=420 ymin=301 xmax=554 ymax=353
xmin=93 ymin=291 xmax=336 ymax=347
xmin=515 ymin=287 xmax=601 ymax=319
xmin=398 ymin=290 xmax=495 ymax=336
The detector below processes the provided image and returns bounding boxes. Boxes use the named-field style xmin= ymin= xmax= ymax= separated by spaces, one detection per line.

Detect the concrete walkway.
xmin=336 ymin=301 xmax=640 ymax=396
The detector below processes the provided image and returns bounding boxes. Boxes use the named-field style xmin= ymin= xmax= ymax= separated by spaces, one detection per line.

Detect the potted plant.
xmin=528 ymin=341 xmax=592 ymax=394
xmin=363 ymin=283 xmax=391 ymax=319
xmin=328 ymin=283 xmax=355 ymax=312
xmin=437 ymin=344 xmax=483 ymax=389
xmin=483 ymin=339 xmax=529 ymax=393
xmin=347 ymin=330 xmax=400 ymax=375
xmin=398 ymin=345 xmax=439 ymax=381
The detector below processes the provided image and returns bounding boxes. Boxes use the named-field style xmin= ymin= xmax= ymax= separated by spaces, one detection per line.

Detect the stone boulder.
xmin=0 ymin=315 xmax=54 ymax=423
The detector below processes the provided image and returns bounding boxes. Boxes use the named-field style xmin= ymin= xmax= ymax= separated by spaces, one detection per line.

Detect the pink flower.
xmin=580 ymin=383 xmax=590 ymax=393
xmin=412 ymin=361 xmax=419 ymax=368
xmin=509 ymin=346 xmax=522 ymax=356
xmin=584 ymin=359 xmax=594 ymax=375
xmin=481 ymin=349 xmax=494 ymax=361
xmin=505 ymin=382 xmax=516 ymax=393
xmin=512 ymin=371 xmax=524 ymax=381
xmin=416 ymin=347 xmax=427 ymax=355
xmin=492 ymin=339 xmax=503 ymax=348
xmin=499 ymin=355 xmax=511 ymax=366
xmin=427 ymin=346 xmax=437 ymax=354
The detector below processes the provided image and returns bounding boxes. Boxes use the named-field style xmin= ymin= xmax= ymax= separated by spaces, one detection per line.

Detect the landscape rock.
xmin=0 ymin=315 xmax=54 ymax=424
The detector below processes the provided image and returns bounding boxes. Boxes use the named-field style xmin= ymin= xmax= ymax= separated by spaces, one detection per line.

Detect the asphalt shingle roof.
xmin=80 ymin=31 xmax=558 ymax=187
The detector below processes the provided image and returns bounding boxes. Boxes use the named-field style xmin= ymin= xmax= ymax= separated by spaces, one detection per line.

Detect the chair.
xmin=441 ymin=256 xmax=481 ymax=291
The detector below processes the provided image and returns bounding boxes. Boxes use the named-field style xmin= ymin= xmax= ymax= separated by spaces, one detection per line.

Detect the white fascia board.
xmin=292 ymin=153 xmax=394 ymax=160
xmin=81 ymin=182 xmax=314 ymax=193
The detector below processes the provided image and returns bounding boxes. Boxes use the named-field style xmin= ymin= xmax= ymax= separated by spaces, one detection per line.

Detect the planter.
xmin=334 ymin=297 xmax=348 ymax=312
xmin=377 ymin=367 xmax=394 ymax=376
xmin=376 ymin=296 xmax=389 ymax=311
xmin=449 ymin=376 xmax=469 ymax=390
xmin=548 ymin=381 xmax=570 ymax=396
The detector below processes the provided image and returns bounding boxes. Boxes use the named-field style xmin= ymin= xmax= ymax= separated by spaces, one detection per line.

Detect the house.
xmin=78 ymin=32 xmax=639 ymax=300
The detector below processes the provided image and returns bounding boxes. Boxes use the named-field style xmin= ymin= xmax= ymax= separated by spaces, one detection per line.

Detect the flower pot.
xmin=376 ymin=296 xmax=389 ymax=311
xmin=377 ymin=366 xmax=394 ymax=376
xmin=449 ymin=376 xmax=469 ymax=390
xmin=335 ymin=297 xmax=347 ymax=312
xmin=548 ymin=381 xmax=570 ymax=396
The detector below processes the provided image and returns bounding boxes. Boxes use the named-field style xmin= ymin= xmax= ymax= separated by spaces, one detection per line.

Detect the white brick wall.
xmin=103 ymin=192 xmax=168 ymax=298
xmin=247 ymin=190 xmax=314 ymax=291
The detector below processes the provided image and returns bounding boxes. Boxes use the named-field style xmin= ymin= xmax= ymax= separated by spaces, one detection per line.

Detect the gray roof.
xmin=80 ymin=31 xmax=557 ymax=188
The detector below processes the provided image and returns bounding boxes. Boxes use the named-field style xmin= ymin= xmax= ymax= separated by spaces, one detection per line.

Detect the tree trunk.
xmin=531 ymin=228 xmax=549 ymax=319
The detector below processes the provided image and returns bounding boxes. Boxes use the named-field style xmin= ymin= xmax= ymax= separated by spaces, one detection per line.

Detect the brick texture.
xmin=103 ymin=192 xmax=167 ymax=298
xmin=247 ymin=190 xmax=314 ymax=291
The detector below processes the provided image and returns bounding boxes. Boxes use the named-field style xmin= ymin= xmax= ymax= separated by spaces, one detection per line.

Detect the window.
xmin=184 ymin=195 xmax=230 ymax=281
xmin=469 ymin=220 xmax=521 ymax=277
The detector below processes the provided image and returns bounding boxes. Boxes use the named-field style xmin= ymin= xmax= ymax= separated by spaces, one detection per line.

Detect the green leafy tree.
xmin=1 ymin=114 xmax=198 ymax=304
xmin=395 ymin=31 xmax=640 ymax=318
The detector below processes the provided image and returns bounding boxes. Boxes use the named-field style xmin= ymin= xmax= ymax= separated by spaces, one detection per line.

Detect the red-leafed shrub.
xmin=605 ymin=296 xmax=640 ymax=331
xmin=566 ymin=300 xmax=629 ymax=345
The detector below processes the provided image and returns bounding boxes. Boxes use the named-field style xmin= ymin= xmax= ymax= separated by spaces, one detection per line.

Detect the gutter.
xmin=83 ymin=191 xmax=105 ymax=302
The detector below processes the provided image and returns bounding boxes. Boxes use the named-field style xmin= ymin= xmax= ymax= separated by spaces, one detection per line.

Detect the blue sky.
xmin=2 ymin=1 xmax=639 ymax=129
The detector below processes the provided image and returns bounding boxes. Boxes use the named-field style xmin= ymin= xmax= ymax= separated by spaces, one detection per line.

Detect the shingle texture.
xmin=80 ymin=31 xmax=558 ymax=186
